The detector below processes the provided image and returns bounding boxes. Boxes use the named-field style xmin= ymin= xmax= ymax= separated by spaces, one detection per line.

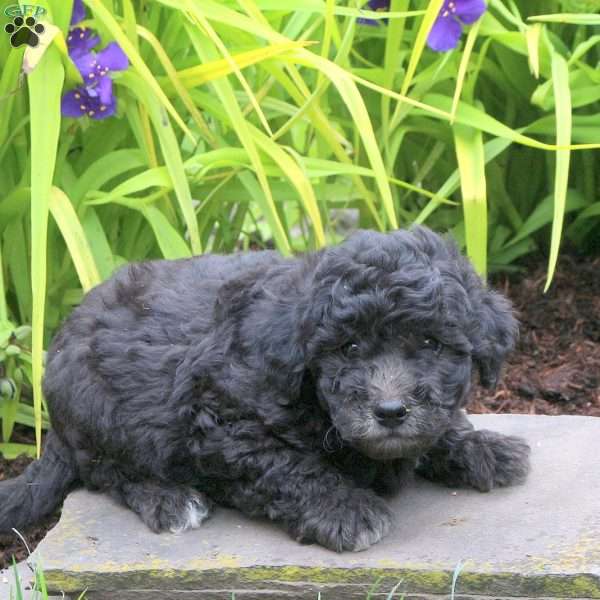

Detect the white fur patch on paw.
xmin=169 ymin=495 xmax=210 ymax=534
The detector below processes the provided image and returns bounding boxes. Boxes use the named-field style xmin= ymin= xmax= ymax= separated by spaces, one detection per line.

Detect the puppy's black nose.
xmin=374 ymin=401 xmax=409 ymax=427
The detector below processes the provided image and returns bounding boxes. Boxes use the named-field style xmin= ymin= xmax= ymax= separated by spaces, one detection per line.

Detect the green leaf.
xmin=290 ymin=52 xmax=398 ymax=228
xmin=544 ymin=50 xmax=572 ymax=292
xmin=453 ymin=123 xmax=487 ymax=277
xmin=400 ymin=0 xmax=445 ymax=95
xmin=381 ymin=0 xmax=410 ymax=160
xmin=196 ymin=13 xmax=272 ymax=136
xmin=84 ymin=0 xmax=194 ymax=141
xmin=0 ymin=236 xmax=7 ymax=324
xmin=76 ymin=209 xmax=115 ymax=284
xmin=184 ymin=21 xmax=292 ymax=254
xmin=140 ymin=206 xmax=192 ymax=259
xmin=136 ymin=24 xmax=215 ymax=146
xmin=0 ymin=443 xmax=37 ymax=459
xmin=574 ymin=202 xmax=600 ymax=220
xmin=451 ymin=20 xmax=482 ymax=119
xmin=14 ymin=402 xmax=51 ymax=430
xmin=72 ymin=149 xmax=146 ymax=205
xmin=33 ymin=560 xmax=48 ymax=598
xmin=1 ymin=375 xmax=21 ymax=442
xmin=118 ymin=71 xmax=199 ymax=254
xmin=11 ymin=557 xmax=24 ymax=600
xmin=0 ymin=188 xmax=30 ymax=232
xmin=0 ymin=50 xmax=23 ymax=149
xmin=49 ymin=187 xmax=101 ymax=292
xmin=528 ymin=13 xmax=600 ymax=25
xmin=507 ymin=191 xmax=587 ymax=247
xmin=415 ymin=136 xmax=512 ymax=225
xmin=166 ymin=40 xmax=311 ymax=91
xmin=247 ymin=0 xmax=422 ymax=18
xmin=28 ymin=45 xmax=64 ymax=457
xmin=85 ymin=167 xmax=172 ymax=206
xmin=525 ymin=23 xmax=542 ymax=79
xmin=423 ymin=93 xmax=593 ymax=151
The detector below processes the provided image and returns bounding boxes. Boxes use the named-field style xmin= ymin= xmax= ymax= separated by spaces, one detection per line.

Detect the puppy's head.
xmin=303 ymin=226 xmax=517 ymax=460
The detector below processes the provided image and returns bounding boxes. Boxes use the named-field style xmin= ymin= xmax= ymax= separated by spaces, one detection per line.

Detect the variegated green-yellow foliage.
xmin=0 ymin=0 xmax=599 ymax=451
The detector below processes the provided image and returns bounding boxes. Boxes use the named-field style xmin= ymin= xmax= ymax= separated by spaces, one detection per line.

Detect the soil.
xmin=0 ymin=451 xmax=59 ymax=570
xmin=1 ymin=253 xmax=598 ymax=570
xmin=470 ymin=254 xmax=600 ymax=416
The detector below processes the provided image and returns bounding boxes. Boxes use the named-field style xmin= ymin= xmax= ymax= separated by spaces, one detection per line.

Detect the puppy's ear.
xmin=470 ymin=288 xmax=518 ymax=389
xmin=412 ymin=227 xmax=519 ymax=391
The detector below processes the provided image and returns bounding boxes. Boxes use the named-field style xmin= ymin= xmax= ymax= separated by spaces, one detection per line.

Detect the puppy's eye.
xmin=342 ymin=342 xmax=360 ymax=358
xmin=422 ymin=337 xmax=442 ymax=353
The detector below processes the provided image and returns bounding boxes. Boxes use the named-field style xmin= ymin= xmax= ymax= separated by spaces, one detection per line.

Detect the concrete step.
xmin=32 ymin=415 xmax=600 ymax=599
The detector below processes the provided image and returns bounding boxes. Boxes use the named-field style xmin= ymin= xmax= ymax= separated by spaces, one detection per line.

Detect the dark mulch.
xmin=1 ymin=253 xmax=599 ymax=569
xmin=0 ymin=451 xmax=59 ymax=570
xmin=471 ymin=254 xmax=600 ymax=416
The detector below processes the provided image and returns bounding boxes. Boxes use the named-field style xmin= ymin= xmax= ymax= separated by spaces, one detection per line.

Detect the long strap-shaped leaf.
xmin=71 ymin=149 xmax=146 ymax=205
xmin=49 ymin=187 xmax=101 ymax=292
xmin=0 ymin=50 xmax=23 ymax=150
xmin=381 ymin=0 xmax=410 ymax=162
xmin=84 ymin=0 xmax=194 ymax=142
xmin=424 ymin=93 xmax=599 ymax=151
xmin=119 ymin=71 xmax=201 ymax=254
xmin=28 ymin=45 xmax=65 ymax=456
xmin=195 ymin=12 xmax=272 ymax=136
xmin=451 ymin=20 xmax=482 ymax=120
xmin=166 ymin=41 xmax=311 ymax=91
xmin=400 ymin=0 xmax=445 ymax=96
xmin=453 ymin=123 xmax=487 ymax=277
xmin=184 ymin=20 xmax=292 ymax=254
xmin=135 ymin=24 xmax=216 ymax=146
xmin=291 ymin=52 xmax=400 ymax=228
xmin=544 ymin=50 xmax=572 ymax=292
xmin=0 ymin=443 xmax=37 ymax=460
xmin=180 ymin=0 xmax=404 ymax=228
xmin=0 ymin=238 xmax=7 ymax=323
xmin=529 ymin=13 xmax=600 ymax=25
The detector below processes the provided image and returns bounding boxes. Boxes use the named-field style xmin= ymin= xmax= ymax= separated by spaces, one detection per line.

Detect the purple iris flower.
xmin=74 ymin=43 xmax=129 ymax=83
xmin=70 ymin=0 xmax=86 ymax=26
xmin=67 ymin=27 xmax=100 ymax=59
xmin=61 ymin=43 xmax=129 ymax=120
xmin=357 ymin=0 xmax=390 ymax=26
xmin=358 ymin=0 xmax=487 ymax=52
xmin=62 ymin=0 xmax=129 ymax=120
xmin=428 ymin=0 xmax=487 ymax=52
xmin=62 ymin=77 xmax=116 ymax=119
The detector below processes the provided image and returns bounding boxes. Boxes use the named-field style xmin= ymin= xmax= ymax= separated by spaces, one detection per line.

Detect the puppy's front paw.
xmin=457 ymin=430 xmax=531 ymax=492
xmin=291 ymin=488 xmax=393 ymax=552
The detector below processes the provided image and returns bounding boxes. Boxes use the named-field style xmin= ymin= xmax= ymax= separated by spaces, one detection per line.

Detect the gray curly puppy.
xmin=0 ymin=226 xmax=530 ymax=551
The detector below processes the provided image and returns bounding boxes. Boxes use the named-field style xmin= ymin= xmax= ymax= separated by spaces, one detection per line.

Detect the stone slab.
xmin=33 ymin=415 xmax=600 ymax=599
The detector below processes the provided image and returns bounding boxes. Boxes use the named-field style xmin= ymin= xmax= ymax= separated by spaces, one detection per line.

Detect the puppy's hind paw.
xmin=121 ymin=482 xmax=212 ymax=534
xmin=168 ymin=493 xmax=212 ymax=534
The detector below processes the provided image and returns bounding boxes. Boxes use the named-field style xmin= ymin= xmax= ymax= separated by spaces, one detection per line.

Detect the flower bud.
xmin=5 ymin=345 xmax=20 ymax=357
xmin=0 ymin=378 xmax=16 ymax=399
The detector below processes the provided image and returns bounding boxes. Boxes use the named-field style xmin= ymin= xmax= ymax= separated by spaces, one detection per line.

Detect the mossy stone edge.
xmin=44 ymin=565 xmax=600 ymax=598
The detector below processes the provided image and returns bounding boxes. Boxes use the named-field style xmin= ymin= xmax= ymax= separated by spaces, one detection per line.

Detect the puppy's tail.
xmin=0 ymin=431 xmax=78 ymax=533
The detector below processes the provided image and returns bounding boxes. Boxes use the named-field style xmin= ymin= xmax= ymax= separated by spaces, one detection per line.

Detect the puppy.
xmin=0 ymin=227 xmax=530 ymax=551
